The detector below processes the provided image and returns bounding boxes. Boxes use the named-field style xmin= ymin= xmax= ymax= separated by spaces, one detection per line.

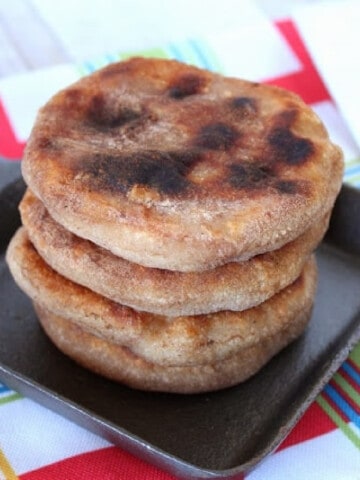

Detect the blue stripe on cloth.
xmin=167 ymin=43 xmax=187 ymax=63
xmin=105 ymin=53 xmax=121 ymax=64
xmin=342 ymin=361 xmax=360 ymax=386
xmin=83 ymin=61 xmax=98 ymax=74
xmin=0 ymin=383 xmax=10 ymax=394
xmin=188 ymin=39 xmax=213 ymax=71
xmin=345 ymin=164 xmax=360 ymax=176
xmin=324 ymin=384 xmax=360 ymax=429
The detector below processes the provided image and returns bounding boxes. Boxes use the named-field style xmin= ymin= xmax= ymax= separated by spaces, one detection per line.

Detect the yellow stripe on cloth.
xmin=0 ymin=448 xmax=18 ymax=480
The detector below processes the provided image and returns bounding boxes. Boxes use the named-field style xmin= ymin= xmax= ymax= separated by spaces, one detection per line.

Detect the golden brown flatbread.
xmin=20 ymin=188 xmax=328 ymax=316
xmin=6 ymin=227 xmax=317 ymax=393
xmin=22 ymin=57 xmax=343 ymax=271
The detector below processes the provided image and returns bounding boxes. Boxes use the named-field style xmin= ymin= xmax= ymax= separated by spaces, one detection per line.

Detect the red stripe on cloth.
xmin=329 ymin=377 xmax=360 ymax=414
xmin=276 ymin=401 xmax=337 ymax=451
xmin=264 ymin=20 xmax=332 ymax=105
xmin=0 ymin=98 xmax=25 ymax=160
xmin=19 ymin=446 xmax=183 ymax=480
xmin=18 ymin=445 xmax=246 ymax=480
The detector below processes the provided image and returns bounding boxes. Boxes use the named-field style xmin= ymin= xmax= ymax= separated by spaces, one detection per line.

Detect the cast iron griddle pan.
xmin=1 ymin=178 xmax=360 ymax=479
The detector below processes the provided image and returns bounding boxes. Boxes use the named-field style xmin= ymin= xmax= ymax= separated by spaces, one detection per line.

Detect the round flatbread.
xmin=22 ymin=57 xmax=343 ymax=271
xmin=34 ymin=302 xmax=313 ymax=394
xmin=6 ymin=227 xmax=317 ymax=393
xmin=21 ymin=188 xmax=328 ymax=316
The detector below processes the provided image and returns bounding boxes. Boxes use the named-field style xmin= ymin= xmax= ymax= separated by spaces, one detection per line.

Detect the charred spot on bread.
xmin=36 ymin=136 xmax=57 ymax=151
xmin=228 ymin=163 xmax=273 ymax=189
xmin=268 ymin=127 xmax=314 ymax=166
xmin=86 ymin=93 xmax=142 ymax=130
xmin=194 ymin=122 xmax=240 ymax=150
xmin=167 ymin=73 xmax=207 ymax=99
xmin=275 ymin=180 xmax=300 ymax=195
xmin=81 ymin=149 xmax=203 ymax=196
xmin=228 ymin=162 xmax=302 ymax=195
xmin=266 ymin=108 xmax=314 ymax=166
xmin=125 ymin=150 xmax=196 ymax=195
xmin=228 ymin=96 xmax=258 ymax=117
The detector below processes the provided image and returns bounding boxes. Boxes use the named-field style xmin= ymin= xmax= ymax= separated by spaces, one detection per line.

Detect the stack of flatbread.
xmin=6 ymin=58 xmax=343 ymax=393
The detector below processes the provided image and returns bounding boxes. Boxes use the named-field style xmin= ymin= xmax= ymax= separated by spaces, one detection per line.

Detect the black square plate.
xmin=1 ymin=179 xmax=360 ymax=479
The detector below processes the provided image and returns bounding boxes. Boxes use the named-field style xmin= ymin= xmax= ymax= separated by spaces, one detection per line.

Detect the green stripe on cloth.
xmin=120 ymin=47 xmax=169 ymax=60
xmin=343 ymin=157 xmax=360 ymax=187
xmin=349 ymin=343 xmax=360 ymax=364
xmin=0 ymin=392 xmax=22 ymax=406
xmin=317 ymin=394 xmax=360 ymax=450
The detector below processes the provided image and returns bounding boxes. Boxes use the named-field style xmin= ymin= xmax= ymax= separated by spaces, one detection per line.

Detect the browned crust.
xmin=6 ymin=227 xmax=317 ymax=374
xmin=34 ymin=301 xmax=313 ymax=394
xmin=21 ymin=188 xmax=328 ymax=316
xmin=22 ymin=57 xmax=344 ymax=271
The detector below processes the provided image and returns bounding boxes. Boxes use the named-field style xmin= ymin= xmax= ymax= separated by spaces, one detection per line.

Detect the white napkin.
xmin=295 ymin=0 xmax=360 ymax=149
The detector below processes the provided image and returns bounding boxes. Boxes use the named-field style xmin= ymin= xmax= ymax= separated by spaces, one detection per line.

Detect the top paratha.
xmin=22 ymin=57 xmax=343 ymax=271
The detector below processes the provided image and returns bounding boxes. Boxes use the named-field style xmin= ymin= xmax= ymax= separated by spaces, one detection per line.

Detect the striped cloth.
xmin=1 ymin=345 xmax=359 ymax=478
xmin=0 ymin=19 xmax=359 ymax=480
